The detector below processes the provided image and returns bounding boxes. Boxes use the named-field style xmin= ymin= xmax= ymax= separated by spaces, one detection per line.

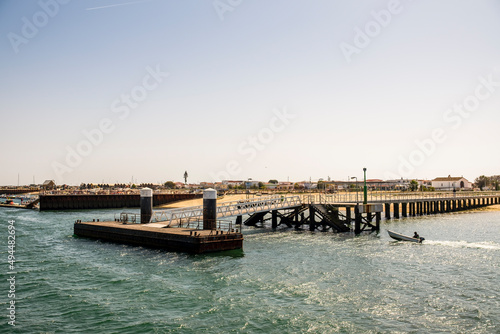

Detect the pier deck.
xmin=74 ymin=221 xmax=243 ymax=254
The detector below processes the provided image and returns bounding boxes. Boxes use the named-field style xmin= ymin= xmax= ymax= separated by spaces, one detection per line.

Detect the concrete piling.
xmin=272 ymin=210 xmax=278 ymax=230
xmin=354 ymin=205 xmax=361 ymax=235
xmin=394 ymin=202 xmax=400 ymax=218
xmin=309 ymin=205 xmax=316 ymax=231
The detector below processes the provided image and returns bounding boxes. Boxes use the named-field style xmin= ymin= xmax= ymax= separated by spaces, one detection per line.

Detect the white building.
xmin=431 ymin=176 xmax=472 ymax=190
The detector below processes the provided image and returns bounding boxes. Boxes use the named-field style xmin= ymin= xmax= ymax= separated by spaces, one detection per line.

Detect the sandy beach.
xmin=156 ymin=194 xmax=256 ymax=209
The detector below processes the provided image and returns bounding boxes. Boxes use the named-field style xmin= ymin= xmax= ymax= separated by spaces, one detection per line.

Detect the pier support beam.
xmin=140 ymin=188 xmax=153 ymax=224
xmin=354 ymin=204 xmax=382 ymax=234
xmin=385 ymin=203 xmax=391 ymax=220
xmin=354 ymin=206 xmax=361 ymax=234
xmin=203 ymin=188 xmax=217 ymax=230
xmin=394 ymin=203 xmax=400 ymax=219
xmin=346 ymin=206 xmax=351 ymax=224
xmin=309 ymin=206 xmax=316 ymax=231
xmin=402 ymin=203 xmax=407 ymax=217
xmin=271 ymin=210 xmax=277 ymax=230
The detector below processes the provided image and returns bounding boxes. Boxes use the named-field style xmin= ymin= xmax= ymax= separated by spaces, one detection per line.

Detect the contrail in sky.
xmin=86 ymin=0 xmax=153 ymax=11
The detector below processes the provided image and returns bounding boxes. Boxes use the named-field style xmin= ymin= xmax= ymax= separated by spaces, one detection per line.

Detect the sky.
xmin=1 ymin=0 xmax=500 ymax=186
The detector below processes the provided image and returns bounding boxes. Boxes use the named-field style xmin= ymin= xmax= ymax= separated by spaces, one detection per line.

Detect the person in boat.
xmin=413 ymin=232 xmax=420 ymax=239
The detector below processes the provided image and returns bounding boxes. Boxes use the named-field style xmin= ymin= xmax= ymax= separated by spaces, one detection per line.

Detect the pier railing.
xmin=151 ymin=195 xmax=303 ymax=226
xmin=118 ymin=191 xmax=499 ymax=227
xmin=174 ymin=219 xmax=240 ymax=233
xmin=308 ymin=191 xmax=500 ymax=204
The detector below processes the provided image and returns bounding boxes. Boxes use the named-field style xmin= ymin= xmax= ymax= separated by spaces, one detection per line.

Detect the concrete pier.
xmin=73 ymin=192 xmax=500 ymax=252
xmin=39 ymin=193 xmax=200 ymax=211
xmin=73 ymin=187 xmax=243 ymax=254
xmin=74 ymin=221 xmax=243 ymax=254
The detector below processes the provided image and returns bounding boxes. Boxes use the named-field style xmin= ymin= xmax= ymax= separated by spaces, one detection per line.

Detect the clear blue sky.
xmin=1 ymin=0 xmax=500 ymax=185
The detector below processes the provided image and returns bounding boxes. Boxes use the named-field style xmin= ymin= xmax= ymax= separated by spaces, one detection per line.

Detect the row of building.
xmin=6 ymin=176 xmax=473 ymax=193
xmin=183 ymin=176 xmax=474 ymax=191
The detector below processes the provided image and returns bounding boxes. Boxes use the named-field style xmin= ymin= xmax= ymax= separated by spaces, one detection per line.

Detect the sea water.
xmin=0 ymin=206 xmax=499 ymax=333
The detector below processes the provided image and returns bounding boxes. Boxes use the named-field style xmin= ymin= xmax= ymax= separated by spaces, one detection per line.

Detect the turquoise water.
xmin=1 ymin=207 xmax=499 ymax=333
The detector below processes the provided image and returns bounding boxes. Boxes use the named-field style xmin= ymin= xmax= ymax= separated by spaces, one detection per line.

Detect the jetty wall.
xmin=39 ymin=193 xmax=200 ymax=211
xmin=74 ymin=221 xmax=243 ymax=254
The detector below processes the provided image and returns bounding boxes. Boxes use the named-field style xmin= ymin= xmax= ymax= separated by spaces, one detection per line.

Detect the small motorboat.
xmin=387 ymin=230 xmax=424 ymax=243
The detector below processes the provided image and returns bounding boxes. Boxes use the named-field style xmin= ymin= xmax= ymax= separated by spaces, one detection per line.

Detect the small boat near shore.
xmin=388 ymin=230 xmax=425 ymax=243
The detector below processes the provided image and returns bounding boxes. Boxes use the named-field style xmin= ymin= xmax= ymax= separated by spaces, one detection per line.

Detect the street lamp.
xmin=363 ymin=168 xmax=367 ymax=205
xmin=351 ymin=177 xmax=358 ymax=203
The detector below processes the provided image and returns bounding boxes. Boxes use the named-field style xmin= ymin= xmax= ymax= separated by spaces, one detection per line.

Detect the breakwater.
xmin=0 ymin=188 xmax=38 ymax=195
xmin=39 ymin=193 xmax=200 ymax=211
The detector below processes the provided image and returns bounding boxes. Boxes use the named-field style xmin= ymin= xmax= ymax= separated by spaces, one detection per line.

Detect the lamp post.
xmin=351 ymin=176 xmax=358 ymax=204
xmin=246 ymin=178 xmax=252 ymax=199
xmin=363 ymin=168 xmax=367 ymax=205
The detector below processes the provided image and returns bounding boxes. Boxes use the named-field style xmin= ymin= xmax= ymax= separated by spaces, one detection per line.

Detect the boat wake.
xmin=424 ymin=240 xmax=500 ymax=250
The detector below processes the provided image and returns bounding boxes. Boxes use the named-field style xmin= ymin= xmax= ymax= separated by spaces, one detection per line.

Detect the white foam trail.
xmin=425 ymin=240 xmax=500 ymax=250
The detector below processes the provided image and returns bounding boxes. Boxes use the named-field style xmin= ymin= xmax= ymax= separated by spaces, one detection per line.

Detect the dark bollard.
xmin=203 ymin=188 xmax=217 ymax=230
xmin=140 ymin=188 xmax=153 ymax=224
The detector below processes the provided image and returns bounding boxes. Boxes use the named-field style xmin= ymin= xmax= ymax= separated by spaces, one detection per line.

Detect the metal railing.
xmin=115 ymin=213 xmax=239 ymax=233
xmin=174 ymin=219 xmax=239 ymax=233
xmin=118 ymin=191 xmax=499 ymax=227
xmin=151 ymin=195 xmax=303 ymax=226
xmin=116 ymin=212 xmax=140 ymax=223
xmin=303 ymin=191 xmax=500 ymax=204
